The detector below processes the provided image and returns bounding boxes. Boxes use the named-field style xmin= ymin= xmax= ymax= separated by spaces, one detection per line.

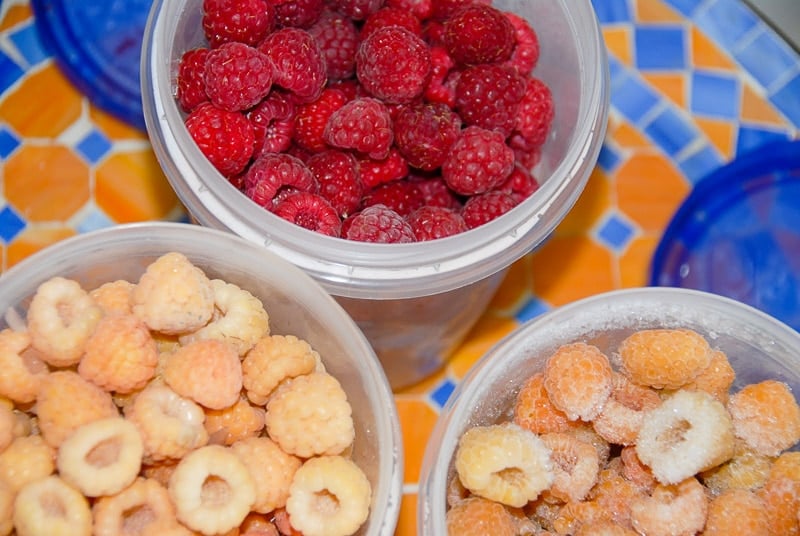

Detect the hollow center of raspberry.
xmin=201 ymin=475 xmax=233 ymax=507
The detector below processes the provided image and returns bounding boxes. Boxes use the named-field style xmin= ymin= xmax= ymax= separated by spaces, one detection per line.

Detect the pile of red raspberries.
xmin=178 ymin=0 xmax=554 ymax=242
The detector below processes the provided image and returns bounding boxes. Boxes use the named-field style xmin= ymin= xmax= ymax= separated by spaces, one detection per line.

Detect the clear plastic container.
xmin=417 ymin=287 xmax=800 ymax=534
xmin=0 ymin=222 xmax=403 ymax=536
xmin=140 ymin=0 xmax=610 ymax=389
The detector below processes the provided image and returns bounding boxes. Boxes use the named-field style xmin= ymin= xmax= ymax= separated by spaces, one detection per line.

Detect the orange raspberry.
xmin=205 ymin=396 xmax=265 ymax=446
xmin=78 ymin=314 xmax=159 ymax=393
xmin=728 ymin=380 xmax=800 ymax=457
xmin=445 ymin=497 xmax=518 ymax=536
xmin=232 ymin=436 xmax=301 ymax=514
xmin=758 ymin=455 xmax=800 ymax=536
xmin=89 ymin=279 xmax=135 ymax=316
xmin=681 ymin=349 xmax=735 ymax=403
xmin=588 ymin=462 xmax=646 ymax=528
xmin=0 ymin=435 xmax=55 ymax=492
xmin=543 ymin=343 xmax=613 ymax=421
xmin=540 ymin=432 xmax=600 ymax=503
xmin=513 ymin=372 xmax=573 ymax=434
xmin=618 ymin=328 xmax=712 ymax=390
xmin=700 ymin=441 xmax=773 ymax=497
xmin=162 ymin=339 xmax=243 ymax=410
xmin=704 ymin=488 xmax=769 ymax=536
xmin=592 ymin=372 xmax=661 ymax=446
xmin=242 ymin=334 xmax=318 ymax=405
xmin=0 ymin=329 xmax=47 ymax=404
xmin=629 ymin=478 xmax=708 ymax=536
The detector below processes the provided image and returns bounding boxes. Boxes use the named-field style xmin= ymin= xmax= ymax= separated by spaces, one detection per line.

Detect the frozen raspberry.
xmin=361 ymin=7 xmax=423 ymax=40
xmin=273 ymin=0 xmax=324 ymax=28
xmin=356 ymin=26 xmax=432 ymax=104
xmin=423 ymin=46 xmax=457 ymax=107
xmin=543 ymin=342 xmax=613 ymax=422
xmin=204 ymin=42 xmax=273 ymax=112
xmin=265 ymin=372 xmax=355 ymax=458
xmin=327 ymin=0 xmax=382 ymax=20
xmin=407 ymin=206 xmax=467 ymax=241
xmin=446 ymin=497 xmax=518 ymax=536
xmin=455 ymin=63 xmax=526 ymax=136
xmin=619 ymin=329 xmax=712 ymax=390
xmin=176 ymin=48 xmax=209 ymax=113
xmin=293 ymin=88 xmax=348 ymax=153
xmin=185 ymin=103 xmax=255 ymax=177
xmin=323 ymin=97 xmax=394 ymax=159
xmin=243 ymin=152 xmax=317 ymax=209
xmin=307 ymin=9 xmax=358 ymax=81
xmin=502 ymin=12 xmax=540 ymax=76
xmin=728 ymin=380 xmax=800 ymax=457
xmin=443 ymin=4 xmax=516 ymax=66
xmin=515 ymin=76 xmax=555 ymax=148
xmin=202 ymin=0 xmax=276 ymax=47
xmin=259 ymin=28 xmax=326 ymax=103
xmin=345 ymin=205 xmax=416 ymax=243
xmin=442 ymin=126 xmax=515 ymax=196
xmin=361 ymin=180 xmax=425 ymax=217
xmin=394 ymin=102 xmax=462 ymax=171
xmin=248 ymin=90 xmax=296 ymax=157
xmin=432 ymin=0 xmax=491 ymax=21
xmin=410 ymin=175 xmax=463 ymax=210
xmin=272 ymin=191 xmax=342 ymax=237
xmin=357 ymin=147 xmax=409 ymax=189
xmin=306 ymin=150 xmax=363 ymax=218
xmin=386 ymin=0 xmax=433 ymax=21
xmin=498 ymin=162 xmax=540 ymax=202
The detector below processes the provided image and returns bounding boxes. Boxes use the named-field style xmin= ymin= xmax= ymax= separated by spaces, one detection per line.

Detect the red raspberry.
xmin=455 ymin=63 xmax=526 ymax=136
xmin=204 ymin=42 xmax=273 ymax=112
xmin=259 ymin=28 xmax=326 ymax=103
xmin=443 ymin=4 xmax=516 ymax=66
xmin=272 ymin=191 xmax=342 ymax=236
xmin=386 ymin=0 xmax=433 ymax=22
xmin=185 ymin=103 xmax=255 ymax=177
xmin=422 ymin=19 xmax=446 ymax=47
xmin=410 ymin=174 xmax=463 ymax=210
xmin=327 ymin=78 xmax=365 ymax=101
xmin=509 ymin=132 xmax=543 ymax=169
xmin=498 ymin=162 xmax=540 ymax=202
xmin=502 ymin=12 xmax=540 ymax=77
xmin=327 ymin=0 xmax=382 ymax=21
xmin=357 ymin=147 xmax=409 ymax=189
xmin=293 ymin=88 xmax=348 ymax=153
xmin=515 ymin=77 xmax=555 ymax=148
xmin=431 ymin=0 xmax=490 ymax=21
xmin=323 ymin=97 xmax=394 ymax=159
xmin=361 ymin=180 xmax=425 ymax=217
xmin=202 ymin=0 xmax=276 ymax=47
xmin=243 ymin=152 xmax=317 ymax=209
xmin=356 ymin=26 xmax=431 ymax=105
xmin=345 ymin=205 xmax=416 ymax=243
xmin=461 ymin=190 xmax=518 ymax=229
xmin=442 ymin=126 xmax=515 ymax=195
xmin=248 ymin=90 xmax=296 ymax=156
xmin=423 ymin=45 xmax=457 ymax=107
xmin=361 ymin=7 xmax=423 ymax=40
xmin=273 ymin=0 xmax=324 ymax=28
xmin=394 ymin=102 xmax=462 ymax=171
xmin=407 ymin=205 xmax=468 ymax=240
xmin=306 ymin=150 xmax=363 ymax=218
xmin=307 ymin=10 xmax=358 ymax=81
xmin=176 ymin=48 xmax=209 ymax=113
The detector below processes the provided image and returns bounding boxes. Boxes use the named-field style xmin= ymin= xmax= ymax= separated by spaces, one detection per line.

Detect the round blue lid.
xmin=650 ymin=138 xmax=800 ymax=332
xmin=31 ymin=0 xmax=154 ymax=130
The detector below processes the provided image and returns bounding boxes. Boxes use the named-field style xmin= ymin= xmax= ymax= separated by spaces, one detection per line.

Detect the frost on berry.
xmin=443 ymin=4 xmax=516 ymax=66
xmin=356 ymin=26 xmax=431 ymax=104
xmin=259 ymin=28 xmax=327 ymax=103
xmin=204 ymin=42 xmax=274 ymax=112
xmin=323 ymin=97 xmax=394 ymax=160
xmin=442 ymin=126 xmax=515 ymax=196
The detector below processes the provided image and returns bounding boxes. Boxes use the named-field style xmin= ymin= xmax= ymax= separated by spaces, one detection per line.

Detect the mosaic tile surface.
xmin=0 ymin=0 xmax=799 ymax=533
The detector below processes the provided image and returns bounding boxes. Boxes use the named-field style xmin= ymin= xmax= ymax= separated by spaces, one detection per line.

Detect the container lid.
xmin=31 ymin=0 xmax=153 ymax=130
xmin=650 ymin=138 xmax=800 ymax=332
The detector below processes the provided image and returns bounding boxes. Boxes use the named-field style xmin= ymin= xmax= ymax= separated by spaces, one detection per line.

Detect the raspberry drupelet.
xmin=184 ymin=102 xmax=255 ymax=177
xmin=443 ymin=4 xmax=516 ymax=66
xmin=344 ymin=204 xmax=416 ymax=243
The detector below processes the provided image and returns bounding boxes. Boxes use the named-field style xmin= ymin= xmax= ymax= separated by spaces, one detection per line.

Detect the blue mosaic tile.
xmin=0 ymin=126 xmax=21 ymax=160
xmin=75 ymin=130 xmax=112 ymax=164
xmin=736 ymin=124 xmax=793 ymax=155
xmin=607 ymin=55 xmax=626 ymax=84
xmin=9 ymin=23 xmax=49 ymax=67
xmin=610 ymin=73 xmax=662 ymax=124
xmin=0 ymin=206 xmax=26 ymax=243
xmin=597 ymin=143 xmax=622 ymax=173
xmin=430 ymin=378 xmax=456 ymax=409
xmin=677 ymin=144 xmax=724 ymax=184
xmin=694 ymin=0 xmax=760 ymax=51
xmin=662 ymin=0 xmax=703 ymax=18
xmin=734 ymin=28 xmax=800 ymax=91
xmin=643 ymin=106 xmax=699 ymax=157
xmin=770 ymin=72 xmax=800 ymax=126
xmin=0 ymin=51 xmax=24 ymax=95
xmin=596 ymin=213 xmax=635 ymax=250
xmin=590 ymin=0 xmax=632 ymax=25
xmin=690 ymin=71 xmax=741 ymax=119
xmin=75 ymin=207 xmax=115 ymax=234
xmin=515 ymin=297 xmax=551 ymax=323
xmin=635 ymin=26 xmax=687 ymax=71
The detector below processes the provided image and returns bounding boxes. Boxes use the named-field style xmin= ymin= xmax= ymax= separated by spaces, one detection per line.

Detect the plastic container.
xmin=417 ymin=287 xmax=800 ymax=534
xmin=140 ymin=0 xmax=610 ymax=390
xmin=0 ymin=222 xmax=403 ymax=536
xmin=650 ymin=138 xmax=800 ymax=332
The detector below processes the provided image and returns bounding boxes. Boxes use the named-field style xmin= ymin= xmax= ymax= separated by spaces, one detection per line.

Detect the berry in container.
xmin=140 ymin=0 xmax=610 ymax=389
xmin=418 ymin=287 xmax=800 ymax=534
xmin=0 ymin=222 xmax=402 ymax=536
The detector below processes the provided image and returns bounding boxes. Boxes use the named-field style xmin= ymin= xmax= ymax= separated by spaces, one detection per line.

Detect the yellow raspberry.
xmin=13 ymin=476 xmax=92 ymax=535
xmin=204 ymin=396 xmax=265 ymax=446
xmin=0 ymin=329 xmax=47 ymax=405
xmin=162 ymin=339 xmax=243 ymax=410
xmin=0 ymin=434 xmax=54 ymax=493
xmin=265 ymin=372 xmax=354 ymax=458
xmin=232 ymin=436 xmax=302 ymax=514
xmin=89 ymin=279 xmax=135 ymax=316
xmin=92 ymin=477 xmax=177 ymax=536
xmin=445 ymin=497 xmax=518 ymax=536
xmin=618 ymin=328 xmax=712 ymax=390
xmin=0 ymin=479 xmax=12 ymax=536
xmin=543 ymin=343 xmax=613 ymax=421
xmin=242 ymin=335 xmax=319 ymax=405
xmin=728 ymin=380 xmax=800 ymax=457
xmin=700 ymin=441 xmax=774 ymax=497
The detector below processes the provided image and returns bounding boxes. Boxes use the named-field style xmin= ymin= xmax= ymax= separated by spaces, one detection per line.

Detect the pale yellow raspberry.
xmin=90 ymin=279 xmax=135 ymax=316
xmin=35 ymin=370 xmax=120 ymax=448
xmin=232 ymin=436 xmax=302 ymax=514
xmin=13 ymin=475 xmax=92 ymax=536
xmin=131 ymin=252 xmax=215 ymax=335
xmin=0 ymin=434 xmax=54 ymax=493
xmin=242 ymin=334 xmax=319 ymax=405
xmin=0 ymin=329 xmax=48 ymax=404
xmin=0 ymin=478 xmax=12 ymax=536
xmin=204 ymin=396 xmax=265 ymax=446
xmin=265 ymin=372 xmax=355 ymax=458
xmin=162 ymin=339 xmax=242 ymax=410
xmin=78 ymin=314 xmax=159 ymax=393
xmin=92 ymin=477 xmax=177 ymax=536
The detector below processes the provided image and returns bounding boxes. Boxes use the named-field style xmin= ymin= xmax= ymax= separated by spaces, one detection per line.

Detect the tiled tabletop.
xmin=1 ymin=0 xmax=799 ymax=534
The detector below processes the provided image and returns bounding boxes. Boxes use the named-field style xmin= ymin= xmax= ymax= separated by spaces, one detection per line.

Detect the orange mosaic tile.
xmin=695 ymin=116 xmax=737 ymax=158
xmin=555 ymin=167 xmax=613 ymax=236
xmin=396 ymin=398 xmax=440 ymax=485
xmin=642 ymin=72 xmax=687 ymax=108
xmin=89 ymin=107 xmax=150 ymax=141
xmin=602 ymin=27 xmax=633 ymax=66
xmin=610 ymin=121 xmax=652 ymax=149
xmin=0 ymin=4 xmax=31 ymax=30
xmin=487 ymin=254 xmax=534 ymax=315
xmin=395 ymin=493 xmax=419 ymax=536
xmin=6 ymin=226 xmax=76 ymax=269
xmin=446 ymin=313 xmax=519 ymax=379
xmin=619 ymin=234 xmax=662 ymax=288
xmin=740 ymin=83 xmax=791 ymax=126
xmin=690 ymin=26 xmax=739 ymax=71
xmin=634 ymin=0 xmax=685 ymax=23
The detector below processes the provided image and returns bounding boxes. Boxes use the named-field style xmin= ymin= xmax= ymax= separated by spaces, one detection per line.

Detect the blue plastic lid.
xmin=31 ymin=0 xmax=154 ymax=130
xmin=650 ymin=138 xmax=800 ymax=332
